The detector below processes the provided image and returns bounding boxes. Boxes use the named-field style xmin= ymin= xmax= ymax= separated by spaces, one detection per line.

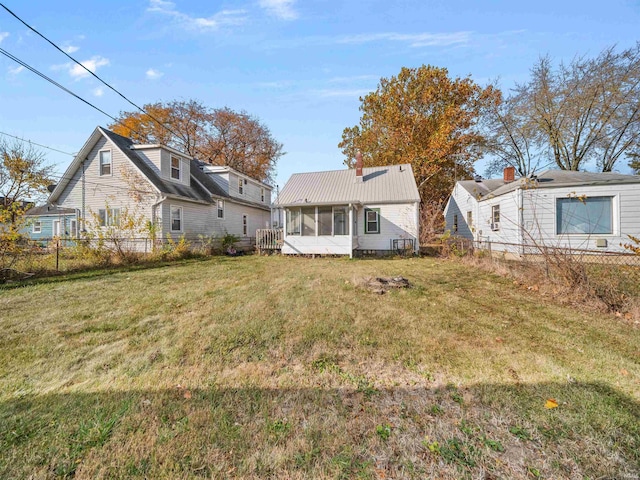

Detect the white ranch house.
xmin=45 ymin=126 xmax=272 ymax=248
xmin=275 ymin=159 xmax=420 ymax=257
xmin=445 ymin=166 xmax=640 ymax=255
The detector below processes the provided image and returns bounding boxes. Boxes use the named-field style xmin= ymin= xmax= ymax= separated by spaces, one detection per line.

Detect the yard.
xmin=0 ymin=255 xmax=638 ymax=479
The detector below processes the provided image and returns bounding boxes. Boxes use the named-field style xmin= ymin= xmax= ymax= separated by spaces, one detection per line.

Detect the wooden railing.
xmin=256 ymin=229 xmax=283 ymax=254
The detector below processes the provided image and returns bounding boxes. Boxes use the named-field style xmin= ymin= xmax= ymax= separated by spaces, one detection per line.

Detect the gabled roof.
xmin=24 ymin=205 xmax=76 ymax=216
xmin=49 ymin=127 xmax=226 ymax=204
xmin=275 ymin=164 xmax=420 ymax=207
xmin=457 ymin=169 xmax=640 ymax=201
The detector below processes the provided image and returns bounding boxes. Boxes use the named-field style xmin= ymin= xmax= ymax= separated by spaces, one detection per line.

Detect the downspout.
xmin=81 ymin=159 xmax=86 ymax=234
xmin=151 ymin=195 xmax=166 ymax=244
xmin=348 ymin=203 xmax=353 ymax=259
xmin=519 ymin=186 xmax=524 ymax=256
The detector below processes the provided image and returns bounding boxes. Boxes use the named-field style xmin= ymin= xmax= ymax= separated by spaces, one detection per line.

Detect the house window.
xmin=99 ymin=150 xmax=112 ymax=176
xmin=333 ymin=206 xmax=348 ymax=235
xmin=217 ymin=200 xmax=224 ymax=219
xmin=32 ymin=221 xmax=41 ymax=234
xmin=467 ymin=211 xmax=473 ymax=227
xmin=302 ymin=207 xmax=316 ymax=236
xmin=238 ymin=177 xmax=244 ymax=195
xmin=318 ymin=207 xmax=332 ymax=235
xmin=364 ymin=208 xmax=380 ymax=234
xmin=453 ymin=214 xmax=458 ymax=233
xmin=261 ymin=187 xmax=265 ymax=202
xmin=170 ymin=206 xmax=182 ymax=232
xmin=492 ymin=205 xmax=500 ymax=230
xmin=556 ymin=196 xmax=613 ymax=234
xmin=242 ymin=214 xmax=248 ymax=236
xmin=98 ymin=208 xmax=120 ymax=227
xmin=170 ymin=156 xmax=181 ymax=180
xmin=287 ymin=209 xmax=301 ymax=236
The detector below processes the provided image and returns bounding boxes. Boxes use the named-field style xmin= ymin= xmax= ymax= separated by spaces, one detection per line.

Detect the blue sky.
xmin=1 ymin=0 xmax=639 ymax=192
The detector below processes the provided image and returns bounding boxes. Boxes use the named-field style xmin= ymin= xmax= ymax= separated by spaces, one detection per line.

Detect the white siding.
xmin=222 ymin=201 xmax=271 ymax=238
xmin=227 ymin=172 xmax=271 ymax=206
xmin=444 ymin=184 xmax=479 ymax=240
xmin=521 ymin=184 xmax=640 ymax=252
xmin=160 ymin=199 xmax=214 ymax=239
xmin=56 ymin=135 xmax=159 ymax=232
xmin=356 ymin=203 xmax=419 ymax=252
xmin=159 ymin=149 xmax=190 ymax=187
xmin=476 ymin=190 xmax=522 ymax=254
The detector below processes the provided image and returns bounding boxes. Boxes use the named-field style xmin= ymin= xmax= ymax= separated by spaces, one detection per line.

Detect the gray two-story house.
xmin=38 ymin=126 xmax=272 ymax=246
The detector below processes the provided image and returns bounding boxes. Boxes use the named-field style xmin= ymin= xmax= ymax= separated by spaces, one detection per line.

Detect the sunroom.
xmin=282 ymin=204 xmax=358 ymax=256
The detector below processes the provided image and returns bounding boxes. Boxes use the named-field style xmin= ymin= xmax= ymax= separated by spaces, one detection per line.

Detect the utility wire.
xmin=0 ymin=2 xmax=198 ymax=159
xmin=0 ymin=130 xmax=75 ymax=156
xmin=0 ymin=47 xmax=121 ymax=124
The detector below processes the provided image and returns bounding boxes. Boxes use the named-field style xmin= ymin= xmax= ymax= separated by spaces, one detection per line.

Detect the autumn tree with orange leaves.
xmin=110 ymin=100 xmax=283 ymax=183
xmin=339 ymin=65 xmax=500 ymax=204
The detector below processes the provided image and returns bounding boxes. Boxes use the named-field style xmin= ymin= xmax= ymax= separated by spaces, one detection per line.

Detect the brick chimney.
xmin=503 ymin=166 xmax=516 ymax=183
xmin=355 ymin=150 xmax=363 ymax=182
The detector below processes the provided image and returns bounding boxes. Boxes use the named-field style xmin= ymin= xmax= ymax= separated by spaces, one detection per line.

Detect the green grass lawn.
xmin=1 ymin=255 xmax=638 ymax=479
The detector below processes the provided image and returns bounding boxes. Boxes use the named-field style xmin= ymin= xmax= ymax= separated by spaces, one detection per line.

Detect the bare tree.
xmin=483 ymin=88 xmax=546 ymax=177
xmin=526 ymin=44 xmax=640 ymax=172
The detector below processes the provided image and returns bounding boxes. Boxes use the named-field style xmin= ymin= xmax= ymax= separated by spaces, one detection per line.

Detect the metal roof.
xmin=275 ymin=164 xmax=421 ymax=206
xmin=458 ymin=169 xmax=640 ymax=201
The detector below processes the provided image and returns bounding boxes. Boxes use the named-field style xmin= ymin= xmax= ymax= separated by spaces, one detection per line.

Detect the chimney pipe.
xmin=355 ymin=150 xmax=363 ymax=178
xmin=503 ymin=166 xmax=515 ymax=183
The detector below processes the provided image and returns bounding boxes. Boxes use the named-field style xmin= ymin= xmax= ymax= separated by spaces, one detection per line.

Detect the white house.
xmin=275 ymin=155 xmax=421 ymax=257
xmin=444 ymin=166 xmax=640 ymax=255
xmin=46 ymin=126 xmax=272 ymax=246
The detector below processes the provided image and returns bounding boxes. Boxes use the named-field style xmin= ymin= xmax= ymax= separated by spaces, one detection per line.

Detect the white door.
xmin=52 ymin=220 xmax=61 ymax=237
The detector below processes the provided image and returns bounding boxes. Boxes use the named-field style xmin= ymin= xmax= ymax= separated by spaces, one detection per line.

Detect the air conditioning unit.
xmin=491 ymin=222 xmax=500 ymax=231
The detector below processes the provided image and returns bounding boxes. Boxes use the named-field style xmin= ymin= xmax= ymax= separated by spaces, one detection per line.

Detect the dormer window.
xmin=99 ymin=150 xmax=112 ymax=176
xmin=238 ymin=177 xmax=244 ymax=195
xmin=170 ymin=156 xmax=181 ymax=180
xmin=261 ymin=187 xmax=265 ymax=202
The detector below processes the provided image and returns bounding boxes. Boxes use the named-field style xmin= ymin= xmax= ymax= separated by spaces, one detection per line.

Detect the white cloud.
xmin=147 ymin=0 xmax=247 ymax=31
xmin=146 ymin=68 xmax=164 ymax=80
xmin=93 ymin=87 xmax=104 ymax=97
xmin=62 ymin=44 xmax=79 ymax=54
xmin=258 ymin=0 xmax=298 ymax=20
xmin=0 ymin=32 xmax=8 ymax=43
xmin=336 ymin=31 xmax=471 ymax=48
xmin=69 ymin=56 xmax=110 ymax=79
xmin=8 ymin=65 xmax=24 ymax=75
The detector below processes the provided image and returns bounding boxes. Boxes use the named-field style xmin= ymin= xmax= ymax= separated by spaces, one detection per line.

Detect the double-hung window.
xmin=556 ymin=196 xmax=613 ymax=234
xmin=364 ymin=208 xmax=380 ymax=234
xmin=99 ymin=150 xmax=112 ymax=176
xmin=217 ymin=200 xmax=224 ymax=219
xmin=242 ymin=214 xmax=248 ymax=236
xmin=32 ymin=221 xmax=42 ymax=234
xmin=453 ymin=214 xmax=458 ymax=233
xmin=170 ymin=156 xmax=181 ymax=180
xmin=261 ymin=187 xmax=265 ymax=202
xmin=170 ymin=206 xmax=182 ymax=232
xmin=98 ymin=208 xmax=120 ymax=227
xmin=238 ymin=177 xmax=244 ymax=195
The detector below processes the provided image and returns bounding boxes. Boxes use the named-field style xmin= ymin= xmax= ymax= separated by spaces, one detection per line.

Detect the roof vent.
xmin=473 ymin=175 xmax=482 ymax=183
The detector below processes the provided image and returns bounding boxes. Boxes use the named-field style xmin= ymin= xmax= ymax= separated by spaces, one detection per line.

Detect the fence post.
xmin=56 ymin=239 xmax=60 ymax=271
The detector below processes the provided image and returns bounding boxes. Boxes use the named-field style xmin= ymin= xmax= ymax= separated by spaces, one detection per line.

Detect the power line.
xmin=0 ymin=2 xmax=197 ymax=159
xmin=0 ymin=46 xmax=121 ymax=124
xmin=0 ymin=130 xmax=75 ymax=156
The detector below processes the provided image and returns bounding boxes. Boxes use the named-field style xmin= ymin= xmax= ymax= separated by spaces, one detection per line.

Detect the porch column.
xmin=348 ymin=204 xmax=353 ymax=259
